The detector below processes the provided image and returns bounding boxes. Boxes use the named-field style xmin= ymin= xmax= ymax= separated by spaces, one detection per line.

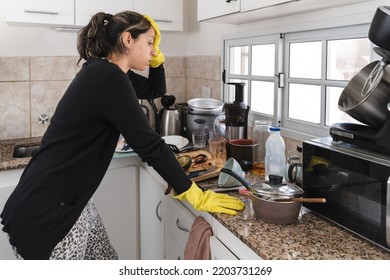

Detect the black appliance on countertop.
xmin=303 ymin=137 xmax=390 ymax=251
xmin=329 ymin=6 xmax=390 ymax=154
xmin=307 ymin=6 xmax=390 ymax=252
xmin=224 ymin=82 xmax=250 ymax=139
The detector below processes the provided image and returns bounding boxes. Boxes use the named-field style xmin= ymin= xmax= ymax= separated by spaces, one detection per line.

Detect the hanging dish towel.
xmin=184 ymin=216 xmax=213 ymax=260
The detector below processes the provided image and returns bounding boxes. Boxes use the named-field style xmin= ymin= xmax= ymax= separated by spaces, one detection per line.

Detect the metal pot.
xmin=338 ymin=61 xmax=390 ymax=127
xmin=187 ymin=98 xmax=224 ymax=115
xmin=220 ymin=169 xmax=325 ymax=224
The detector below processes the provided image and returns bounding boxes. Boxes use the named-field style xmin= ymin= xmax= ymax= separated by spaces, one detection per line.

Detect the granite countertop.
xmin=198 ymin=174 xmax=390 ymax=260
xmin=2 ymin=137 xmax=390 ymax=259
xmin=0 ymin=137 xmax=41 ymax=171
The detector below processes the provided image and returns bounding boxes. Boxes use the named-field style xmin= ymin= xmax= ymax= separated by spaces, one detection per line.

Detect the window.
xmin=224 ymin=35 xmax=281 ymax=125
xmin=224 ymin=25 xmax=374 ymax=138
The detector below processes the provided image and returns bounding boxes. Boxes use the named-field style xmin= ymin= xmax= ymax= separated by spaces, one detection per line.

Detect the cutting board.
xmin=178 ymin=149 xmax=223 ymax=182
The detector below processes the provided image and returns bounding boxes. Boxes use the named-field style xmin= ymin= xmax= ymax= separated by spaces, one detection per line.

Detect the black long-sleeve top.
xmin=0 ymin=59 xmax=192 ymax=259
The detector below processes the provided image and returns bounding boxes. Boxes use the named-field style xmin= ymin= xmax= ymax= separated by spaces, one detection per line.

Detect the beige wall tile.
xmin=0 ymin=57 xmax=29 ymax=82
xmin=165 ymin=56 xmax=186 ymax=78
xmin=186 ymin=78 xmax=222 ymax=100
xmin=30 ymin=57 xmax=77 ymax=81
xmin=186 ymin=56 xmax=221 ymax=80
xmin=0 ymin=82 xmax=30 ymax=139
xmin=30 ymin=81 xmax=71 ymax=137
xmin=166 ymin=77 xmax=186 ymax=104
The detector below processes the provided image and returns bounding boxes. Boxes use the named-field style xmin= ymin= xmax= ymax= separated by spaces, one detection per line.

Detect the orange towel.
xmin=184 ymin=216 xmax=213 ymax=260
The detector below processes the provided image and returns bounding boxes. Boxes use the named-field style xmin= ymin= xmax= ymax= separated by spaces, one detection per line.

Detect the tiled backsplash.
xmin=0 ymin=55 xmax=222 ymax=140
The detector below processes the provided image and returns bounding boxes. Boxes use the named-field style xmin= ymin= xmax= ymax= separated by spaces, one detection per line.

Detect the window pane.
xmin=252 ymin=44 xmax=275 ymax=76
xmin=229 ymin=46 xmax=248 ymax=75
xmin=327 ymin=38 xmax=371 ymax=80
xmin=250 ymin=81 xmax=274 ymax=115
xmin=288 ymin=84 xmax=321 ymax=123
xmin=289 ymin=41 xmax=322 ymax=79
xmin=326 ymin=86 xmax=361 ymax=126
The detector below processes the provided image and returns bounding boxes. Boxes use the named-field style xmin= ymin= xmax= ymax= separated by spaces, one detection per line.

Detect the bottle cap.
xmin=269 ymin=127 xmax=280 ymax=132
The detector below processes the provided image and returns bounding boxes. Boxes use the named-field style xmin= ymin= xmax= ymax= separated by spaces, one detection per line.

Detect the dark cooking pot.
xmin=220 ymin=169 xmax=325 ymax=224
xmin=338 ymin=61 xmax=390 ymax=127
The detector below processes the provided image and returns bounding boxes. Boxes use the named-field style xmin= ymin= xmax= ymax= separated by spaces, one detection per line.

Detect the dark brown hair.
xmin=77 ymin=11 xmax=151 ymax=65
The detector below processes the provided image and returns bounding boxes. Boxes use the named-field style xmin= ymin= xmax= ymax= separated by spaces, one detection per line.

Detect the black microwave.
xmin=302 ymin=137 xmax=390 ymax=251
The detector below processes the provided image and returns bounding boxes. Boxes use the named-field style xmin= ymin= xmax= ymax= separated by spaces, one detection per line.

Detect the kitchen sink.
xmin=12 ymin=145 xmax=40 ymax=158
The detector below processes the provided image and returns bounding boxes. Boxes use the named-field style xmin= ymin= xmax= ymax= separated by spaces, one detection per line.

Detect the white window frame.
xmin=223 ymin=23 xmax=376 ymax=140
xmin=223 ymin=34 xmax=283 ymax=127
xmin=283 ymin=24 xmax=373 ymax=138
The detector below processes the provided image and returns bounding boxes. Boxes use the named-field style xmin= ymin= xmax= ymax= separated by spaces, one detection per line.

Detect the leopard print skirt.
xmin=12 ymin=199 xmax=118 ymax=260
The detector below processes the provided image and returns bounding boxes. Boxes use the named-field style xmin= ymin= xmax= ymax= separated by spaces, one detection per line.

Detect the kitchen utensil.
xmin=187 ymin=98 xmax=224 ymax=115
xmin=337 ymin=60 xmax=390 ymax=127
xmin=369 ymin=6 xmax=390 ymax=51
xmin=208 ymin=137 xmax=227 ymax=167
xmin=218 ymin=158 xmax=245 ymax=188
xmin=227 ymin=138 xmax=254 ymax=163
xmin=160 ymin=108 xmax=180 ymax=136
xmin=192 ymin=131 xmax=207 ymax=149
xmin=219 ymin=168 xmax=323 ymax=224
xmin=224 ymin=82 xmax=250 ymax=139
xmin=162 ymin=135 xmax=189 ymax=150
xmin=188 ymin=165 xmax=218 ymax=179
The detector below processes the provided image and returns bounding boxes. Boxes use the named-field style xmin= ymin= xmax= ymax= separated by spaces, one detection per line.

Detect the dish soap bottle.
xmin=265 ymin=127 xmax=286 ymax=181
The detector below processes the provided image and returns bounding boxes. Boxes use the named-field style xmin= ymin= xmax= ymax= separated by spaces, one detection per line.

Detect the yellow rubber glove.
xmin=174 ymin=182 xmax=246 ymax=215
xmin=144 ymin=14 xmax=165 ymax=68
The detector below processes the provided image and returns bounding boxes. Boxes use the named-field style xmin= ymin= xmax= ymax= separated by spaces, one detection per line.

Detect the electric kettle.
xmin=159 ymin=95 xmax=180 ymax=136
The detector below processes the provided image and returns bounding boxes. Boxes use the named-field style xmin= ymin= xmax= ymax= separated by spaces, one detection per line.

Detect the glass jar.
xmin=252 ymin=120 xmax=271 ymax=176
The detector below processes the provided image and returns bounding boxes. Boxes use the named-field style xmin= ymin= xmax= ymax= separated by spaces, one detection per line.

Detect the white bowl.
xmin=218 ymin=158 xmax=245 ymax=188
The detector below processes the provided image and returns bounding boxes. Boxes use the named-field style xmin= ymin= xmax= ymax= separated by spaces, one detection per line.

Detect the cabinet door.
xmin=133 ymin=0 xmax=183 ymax=31
xmin=93 ymin=165 xmax=138 ymax=260
xmin=210 ymin=236 xmax=238 ymax=260
xmin=241 ymin=0 xmax=291 ymax=12
xmin=6 ymin=0 xmax=74 ymax=25
xmin=75 ymin=0 xmax=134 ymax=26
xmin=0 ymin=169 xmax=24 ymax=260
xmin=197 ymin=0 xmax=240 ymax=21
xmin=165 ymin=229 xmax=185 ymax=260
xmin=163 ymin=196 xmax=194 ymax=258
xmin=139 ymin=166 xmax=165 ymax=259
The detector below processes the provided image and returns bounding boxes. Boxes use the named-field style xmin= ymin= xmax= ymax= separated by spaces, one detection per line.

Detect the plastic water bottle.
xmin=265 ymin=127 xmax=286 ymax=181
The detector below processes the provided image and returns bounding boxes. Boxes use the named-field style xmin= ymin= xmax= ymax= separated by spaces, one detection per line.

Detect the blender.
xmin=224 ymin=82 xmax=250 ymax=140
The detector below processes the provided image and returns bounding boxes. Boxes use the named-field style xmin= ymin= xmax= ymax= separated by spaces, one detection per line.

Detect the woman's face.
xmin=128 ymin=28 xmax=156 ymax=71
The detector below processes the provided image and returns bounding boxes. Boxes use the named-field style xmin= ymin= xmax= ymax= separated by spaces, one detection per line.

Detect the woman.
xmin=0 ymin=11 xmax=245 ymax=260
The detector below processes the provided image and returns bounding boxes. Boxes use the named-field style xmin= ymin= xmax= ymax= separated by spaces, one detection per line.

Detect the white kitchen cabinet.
xmin=163 ymin=193 xmax=194 ymax=260
xmin=241 ymin=0 xmax=293 ymax=12
xmin=0 ymin=156 xmax=139 ymax=260
xmin=197 ymin=0 xmax=372 ymax=24
xmin=0 ymin=169 xmax=23 ymax=260
xmin=139 ymin=166 xmax=166 ymax=259
xmin=210 ymin=236 xmax=239 ymax=260
xmin=140 ymin=164 xmax=261 ymax=260
xmin=133 ymin=0 xmax=183 ymax=31
xmin=139 ymin=165 xmax=194 ymax=260
xmin=5 ymin=0 xmax=74 ymax=25
xmin=92 ymin=156 xmax=140 ymax=260
xmin=75 ymin=0 xmax=133 ymax=27
xmin=197 ymin=0 xmax=240 ymax=21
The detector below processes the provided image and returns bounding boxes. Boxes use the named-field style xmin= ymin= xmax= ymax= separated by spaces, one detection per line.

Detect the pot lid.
xmin=251 ymin=174 xmax=304 ymax=198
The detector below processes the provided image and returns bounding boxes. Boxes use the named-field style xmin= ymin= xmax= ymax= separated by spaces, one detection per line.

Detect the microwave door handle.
xmin=387 ymin=176 xmax=390 ymax=248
